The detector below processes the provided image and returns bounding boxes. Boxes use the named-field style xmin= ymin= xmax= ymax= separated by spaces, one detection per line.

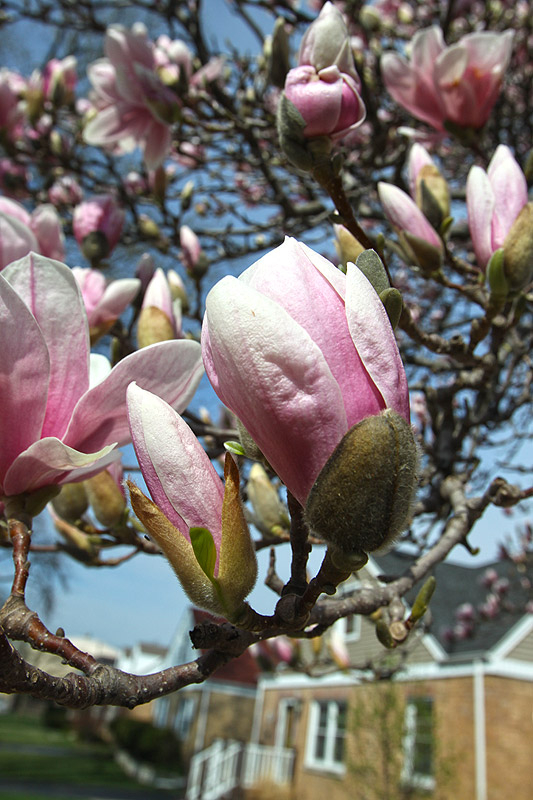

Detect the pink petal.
xmin=466 ymin=166 xmax=494 ymax=269
xmin=0 ymin=274 xmax=50 ymax=491
xmin=95 ymin=278 xmax=140 ymax=325
xmin=3 ymin=438 xmax=117 ymax=496
xmin=241 ymin=238 xmax=383 ymax=431
xmin=488 ymin=145 xmax=528 ymax=246
xmin=127 ymin=383 xmax=224 ymax=547
xmin=378 ymin=182 xmax=442 ymax=248
xmin=3 ymin=253 xmax=90 ymax=439
xmin=0 ymin=213 xmax=39 ymax=268
xmin=345 ymin=264 xmax=409 ymax=422
xmin=63 ymin=339 xmax=203 ymax=453
xmin=202 ymin=276 xmax=347 ymax=505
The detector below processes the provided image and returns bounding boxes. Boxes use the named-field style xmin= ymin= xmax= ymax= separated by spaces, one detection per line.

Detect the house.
xmin=154 ymin=608 xmax=265 ymax=765
xmin=182 ymin=550 xmax=533 ymax=800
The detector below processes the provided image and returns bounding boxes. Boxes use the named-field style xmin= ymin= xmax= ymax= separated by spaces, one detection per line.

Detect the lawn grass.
xmin=0 ymin=713 xmax=76 ymax=747
xmin=0 ymin=713 xmax=141 ymax=788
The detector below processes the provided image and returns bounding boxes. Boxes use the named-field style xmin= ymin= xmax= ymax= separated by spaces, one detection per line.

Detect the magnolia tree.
xmin=0 ymin=0 xmax=532 ymax=708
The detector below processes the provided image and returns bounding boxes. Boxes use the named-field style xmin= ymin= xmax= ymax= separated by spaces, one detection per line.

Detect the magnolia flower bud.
xmin=267 ymin=17 xmax=290 ymax=88
xmin=247 ymin=463 xmax=289 ymax=534
xmin=84 ymin=470 xmax=126 ymax=528
xmin=334 ymin=224 xmax=365 ymax=269
xmin=502 ymin=202 xmax=533 ymax=292
xmin=416 ymin=164 xmax=450 ymax=230
xmin=305 ymin=410 xmax=417 ymax=557
xmin=137 ymin=306 xmax=175 ymax=347
xmin=51 ymin=482 xmax=89 ymax=522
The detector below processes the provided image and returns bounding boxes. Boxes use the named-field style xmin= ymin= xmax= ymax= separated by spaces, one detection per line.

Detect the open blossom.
xmin=466 ymin=145 xmax=529 ymax=270
xmin=72 ymin=267 xmax=140 ymax=342
xmin=202 ymin=237 xmax=409 ymax=508
xmin=83 ymin=24 xmax=180 ymax=170
xmin=127 ymin=384 xmax=257 ymax=617
xmin=0 ymin=252 xmax=203 ymax=501
xmin=382 ymin=26 xmax=513 ymax=131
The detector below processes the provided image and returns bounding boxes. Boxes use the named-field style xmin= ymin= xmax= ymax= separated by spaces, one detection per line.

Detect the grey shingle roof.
xmin=373 ymin=550 xmax=532 ymax=660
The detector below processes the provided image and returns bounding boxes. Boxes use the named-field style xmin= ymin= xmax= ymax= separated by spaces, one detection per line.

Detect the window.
xmin=402 ymin=697 xmax=435 ymax=791
xmin=173 ymin=695 xmax=197 ymax=739
xmin=337 ymin=579 xmax=361 ymax=642
xmin=305 ymin=700 xmax=347 ymax=773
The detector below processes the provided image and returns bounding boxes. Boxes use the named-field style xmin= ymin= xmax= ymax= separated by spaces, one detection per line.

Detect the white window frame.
xmin=336 ymin=578 xmax=362 ymax=642
xmin=173 ymin=695 xmax=197 ymax=739
xmin=304 ymin=699 xmax=347 ymax=775
xmin=401 ymin=697 xmax=435 ymax=791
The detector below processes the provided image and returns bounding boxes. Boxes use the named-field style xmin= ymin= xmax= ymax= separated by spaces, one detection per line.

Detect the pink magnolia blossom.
xmin=202 ymin=237 xmax=409 ymax=507
xmin=466 ymin=145 xmax=528 ymax=270
xmin=180 ymin=225 xmax=205 ymax=274
xmin=48 ymin=174 xmax=83 ymax=207
xmin=284 ymin=64 xmax=365 ymax=140
xmin=299 ymin=2 xmax=359 ymax=81
xmin=72 ymin=266 xmax=140 ymax=340
xmin=30 ymin=204 xmax=65 ymax=261
xmin=0 ymin=197 xmax=64 ymax=267
xmin=0 ymin=158 xmax=29 ymax=198
xmin=407 ymin=143 xmax=435 ymax=198
xmin=378 ymin=181 xmax=443 ymax=250
xmin=42 ymin=56 xmax=77 ymax=105
xmin=281 ymin=2 xmax=365 ymax=141
xmin=83 ymin=24 xmax=180 ymax=169
xmin=127 ymin=384 xmax=257 ymax=616
xmin=73 ymin=194 xmax=125 ymax=256
xmin=138 ymin=267 xmax=182 ymax=344
xmin=0 ymin=69 xmax=25 ymax=140
xmin=0 ymin=252 xmax=203 ymax=500
xmin=381 ymin=26 xmax=513 ymax=131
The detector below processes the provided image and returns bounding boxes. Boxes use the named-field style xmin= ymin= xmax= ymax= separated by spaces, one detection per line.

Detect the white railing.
xmin=186 ymin=739 xmax=294 ymax=800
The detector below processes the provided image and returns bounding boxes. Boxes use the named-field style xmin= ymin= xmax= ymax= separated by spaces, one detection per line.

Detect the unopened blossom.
xmin=127 ymin=384 xmax=257 ymax=617
xmin=42 ymin=56 xmax=77 ymax=105
xmin=73 ymin=194 xmax=125 ymax=262
xmin=467 ymin=145 xmax=530 ymax=280
xmin=0 ymin=69 xmax=25 ymax=140
xmin=0 ymin=197 xmax=64 ymax=267
xmin=407 ymin=143 xmax=450 ymax=223
xmin=0 ymin=252 xmax=203 ymax=502
xmin=378 ymin=181 xmax=443 ymax=269
xmin=279 ymin=3 xmax=365 ymax=147
xmin=382 ymin=26 xmax=513 ymax=131
xmin=72 ymin=266 xmax=140 ymax=342
xmin=202 ymin=237 xmax=410 ymax=509
xmin=48 ymin=174 xmax=83 ymax=207
xmin=137 ymin=267 xmax=182 ymax=347
xmin=30 ymin=204 xmax=65 ymax=261
xmin=180 ymin=225 xmax=206 ymax=276
xmin=283 ymin=64 xmax=365 ymax=140
xmin=0 ymin=159 xmax=28 ymax=198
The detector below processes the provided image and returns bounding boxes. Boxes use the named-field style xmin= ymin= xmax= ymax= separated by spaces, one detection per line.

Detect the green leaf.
xmin=224 ymin=440 xmax=246 ymax=456
xmin=189 ymin=527 xmax=217 ymax=580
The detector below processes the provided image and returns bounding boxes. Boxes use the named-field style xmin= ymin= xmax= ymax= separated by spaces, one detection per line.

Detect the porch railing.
xmin=186 ymin=739 xmax=295 ymax=800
